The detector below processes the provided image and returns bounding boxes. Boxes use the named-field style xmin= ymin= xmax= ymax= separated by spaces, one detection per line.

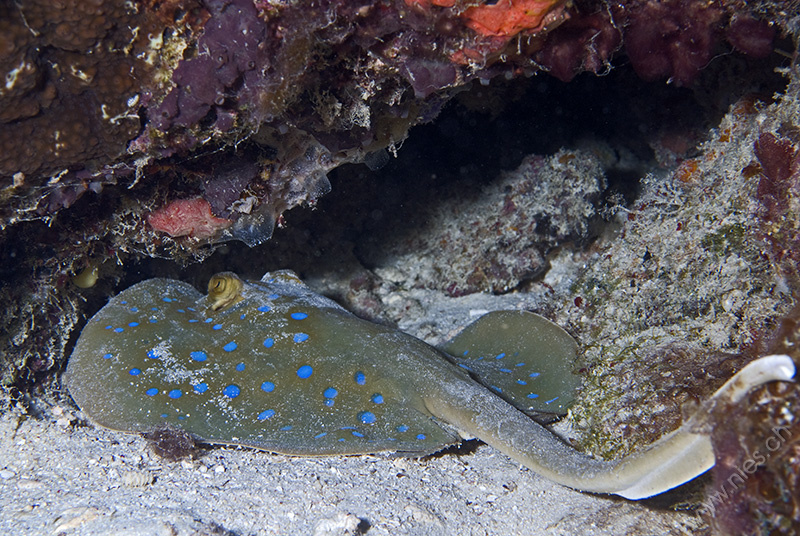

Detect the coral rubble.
xmin=362 ymin=148 xmax=606 ymax=296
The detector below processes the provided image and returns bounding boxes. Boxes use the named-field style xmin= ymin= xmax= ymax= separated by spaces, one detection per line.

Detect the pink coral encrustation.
xmin=147 ymin=198 xmax=233 ymax=240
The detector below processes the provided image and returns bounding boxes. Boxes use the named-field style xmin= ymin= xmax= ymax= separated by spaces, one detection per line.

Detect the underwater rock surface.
xmin=0 ymin=0 xmax=788 ymax=243
xmin=361 ymin=148 xmax=605 ymax=295
xmin=0 ymin=1 xmax=799 ymax=532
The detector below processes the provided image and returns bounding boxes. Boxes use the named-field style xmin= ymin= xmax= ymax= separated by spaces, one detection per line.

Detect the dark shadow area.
xmin=422 ymin=438 xmax=484 ymax=459
xmin=171 ymin=51 xmax=789 ymax=290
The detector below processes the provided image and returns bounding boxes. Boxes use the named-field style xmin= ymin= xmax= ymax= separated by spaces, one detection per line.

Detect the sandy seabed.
xmin=0 ymin=409 xmax=704 ymax=536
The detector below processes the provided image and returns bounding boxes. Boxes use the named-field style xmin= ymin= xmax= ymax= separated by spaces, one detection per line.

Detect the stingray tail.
xmin=424 ymin=354 xmax=796 ymax=499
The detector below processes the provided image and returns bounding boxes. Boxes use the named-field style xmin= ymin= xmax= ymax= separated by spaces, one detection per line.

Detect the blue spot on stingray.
xmin=188 ymin=319 xmax=198 ymax=323
xmin=146 ymin=388 xmax=158 ymax=396
xmin=352 ymin=431 xmax=365 ymax=438
xmin=129 ymin=368 xmax=141 ymax=376
xmin=147 ymin=349 xmax=160 ymax=359
xmin=397 ymin=425 xmax=409 ymax=433
xmin=240 ymin=313 xmax=246 ymax=320
xmin=130 ymin=307 xmax=138 ymax=312
xmin=416 ymin=434 xmax=426 ymax=440
xmin=269 ymin=294 xmax=279 ymax=300
xmin=314 ymin=432 xmax=327 ymax=439
xmin=293 ymin=333 xmax=309 ymax=343
xmin=149 ymin=318 xmax=157 ymax=324
xmin=161 ymin=414 xmax=168 ymax=418
xmin=151 ymin=307 xmax=158 ymax=311
xmin=188 ymin=307 xmax=196 ymax=312
xmin=194 ymin=383 xmax=208 ymax=394
xmin=371 ymin=394 xmax=384 ymax=404
xmin=491 ymin=385 xmax=502 ymax=393
xmin=105 ymin=325 xmax=112 ymax=330
xmin=257 ymin=409 xmax=275 ymax=420
xmin=102 ymin=353 xmax=112 ymax=360
xmin=236 ymin=362 xmax=245 ymax=372
xmin=495 ymin=352 xmax=506 ymax=359
xmin=338 ymin=438 xmax=345 ymax=442
xmin=163 ymin=297 xmax=172 ymax=303
xmin=190 ymin=351 xmax=207 ymax=362
xmin=257 ymin=305 xmax=271 ymax=312
xmin=290 ymin=312 xmax=308 ymax=320
xmin=500 ymin=368 xmax=512 ymax=373
xmin=204 ymin=318 xmax=213 ymax=323
xmin=223 ymin=385 xmax=241 ymax=398
xmin=223 ymin=341 xmax=237 ymax=352
xmin=458 ymin=364 xmax=473 ymax=371
xmin=545 ymin=396 xmax=559 ymax=404
xmin=297 ymin=365 xmax=313 ymax=379
xmin=324 ymin=399 xmax=335 ymax=407
xmin=517 ymin=380 xmax=527 ymax=385
xmin=280 ymin=425 xmax=292 ymax=431
xmin=359 ymin=411 xmax=377 ymax=424
xmin=527 ymin=393 xmax=539 ymax=399
xmin=261 ymin=381 xmax=275 ymax=393
xmin=340 ymin=426 xmax=356 ymax=430
xmin=354 ymin=371 xmax=366 ymax=385
xmin=213 ymin=324 xmax=223 ymax=330
xmin=529 ymin=372 xmax=540 ymax=378
xmin=168 ymin=389 xmax=182 ymax=399
xmin=263 ymin=337 xmax=274 ymax=348
xmin=324 ymin=387 xmax=338 ymax=398
xmin=120 ymin=301 xmax=127 ymax=305
xmin=516 ymin=362 xmax=525 ymax=367
xmin=463 ymin=350 xmax=469 ymax=356
xmin=114 ymin=327 xmax=124 ymax=333
xmin=177 ymin=309 xmax=185 ymax=313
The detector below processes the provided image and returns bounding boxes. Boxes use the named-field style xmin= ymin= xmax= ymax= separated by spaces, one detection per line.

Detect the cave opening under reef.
xmin=119 ymin=46 xmax=790 ymax=296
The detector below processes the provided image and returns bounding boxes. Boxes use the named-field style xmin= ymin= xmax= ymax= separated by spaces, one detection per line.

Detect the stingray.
xmin=64 ymin=270 xmax=796 ymax=499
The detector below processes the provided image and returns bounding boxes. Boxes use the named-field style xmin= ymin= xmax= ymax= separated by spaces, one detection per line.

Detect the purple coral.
xmin=622 ymin=0 xmax=724 ymax=86
xmin=201 ymin=157 xmax=260 ymax=218
xmin=150 ymin=0 xmax=266 ymax=130
xmin=707 ymin=380 xmax=800 ymax=536
xmin=536 ymin=11 xmax=622 ymax=82
xmin=726 ymin=14 xmax=776 ymax=58
xmin=753 ymin=132 xmax=800 ymax=280
xmin=617 ymin=0 xmax=776 ymax=87
xmin=755 ymin=133 xmax=799 ymax=206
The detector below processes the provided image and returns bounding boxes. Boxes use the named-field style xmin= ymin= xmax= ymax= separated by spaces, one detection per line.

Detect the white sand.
xmin=0 ymin=407 xmax=703 ymax=535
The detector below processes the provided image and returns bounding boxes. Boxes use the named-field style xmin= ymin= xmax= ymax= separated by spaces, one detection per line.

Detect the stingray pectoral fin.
xmin=425 ymin=354 xmax=796 ymax=499
xmin=442 ymin=311 xmax=581 ymax=415
xmin=64 ymin=278 xmax=205 ymax=432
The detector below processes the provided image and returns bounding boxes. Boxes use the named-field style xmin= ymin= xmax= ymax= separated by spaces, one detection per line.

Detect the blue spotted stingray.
xmin=65 ymin=271 xmax=797 ymax=499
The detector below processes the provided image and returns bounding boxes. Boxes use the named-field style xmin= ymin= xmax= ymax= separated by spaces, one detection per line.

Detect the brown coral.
xmin=0 ymin=0 xmax=152 ymax=180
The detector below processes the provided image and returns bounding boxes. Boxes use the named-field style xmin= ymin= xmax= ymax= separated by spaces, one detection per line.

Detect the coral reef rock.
xmin=362 ymin=148 xmax=606 ymax=296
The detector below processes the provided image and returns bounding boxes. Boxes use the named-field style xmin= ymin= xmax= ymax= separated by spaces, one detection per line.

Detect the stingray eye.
xmin=207 ymin=272 xmax=244 ymax=311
